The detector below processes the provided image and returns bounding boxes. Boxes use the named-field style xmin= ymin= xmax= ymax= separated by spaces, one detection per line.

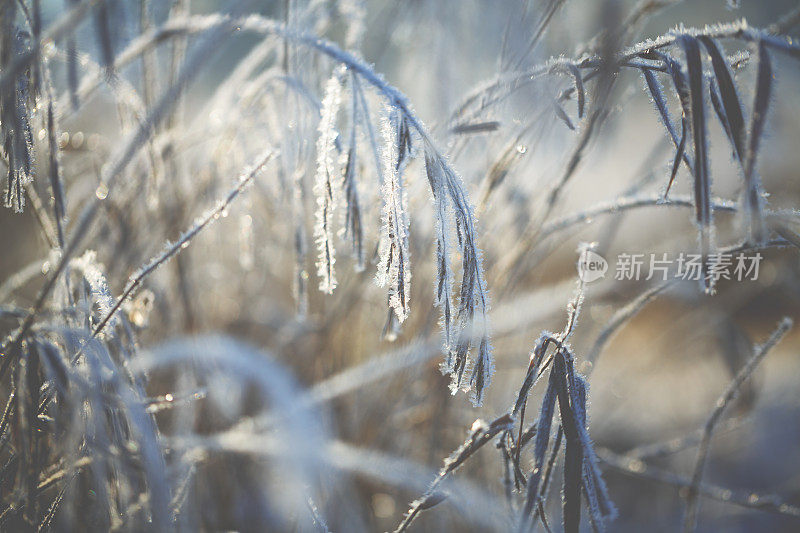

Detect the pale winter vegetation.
xmin=1 ymin=0 xmax=800 ymax=531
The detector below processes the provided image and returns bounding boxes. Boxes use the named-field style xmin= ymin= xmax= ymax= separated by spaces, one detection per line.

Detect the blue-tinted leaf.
xmin=699 ymin=36 xmax=746 ymax=162
xmin=679 ymin=35 xmax=713 ymax=289
xmin=744 ymin=40 xmax=772 ymax=244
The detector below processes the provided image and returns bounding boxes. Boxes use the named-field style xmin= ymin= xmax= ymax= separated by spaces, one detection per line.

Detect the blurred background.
xmin=2 ymin=0 xmax=800 ymax=531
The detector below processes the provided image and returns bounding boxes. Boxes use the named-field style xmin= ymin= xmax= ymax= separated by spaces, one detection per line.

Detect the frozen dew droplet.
xmin=42 ymin=39 xmax=55 ymax=58
xmin=95 ymin=183 xmax=109 ymax=200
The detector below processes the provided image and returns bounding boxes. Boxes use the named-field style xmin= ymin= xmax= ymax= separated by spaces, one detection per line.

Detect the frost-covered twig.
xmin=91 ymin=150 xmax=275 ymax=339
xmin=538 ymin=194 xmax=737 ymax=241
xmin=376 ymin=109 xmax=413 ymax=322
xmin=395 ymin=415 xmax=514 ymax=533
xmin=585 ymin=280 xmax=676 ymax=368
xmin=683 ymin=317 xmax=793 ymax=532
xmin=598 ymin=447 xmax=800 ymax=519
xmin=313 ymin=69 xmax=345 ymax=294
xmin=624 ymin=415 xmax=749 ymax=460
